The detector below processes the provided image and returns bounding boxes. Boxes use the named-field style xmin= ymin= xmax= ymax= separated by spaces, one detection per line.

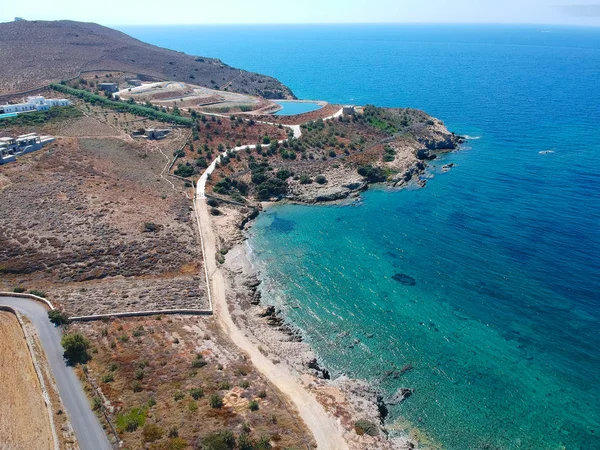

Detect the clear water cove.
xmin=119 ymin=24 xmax=600 ymax=449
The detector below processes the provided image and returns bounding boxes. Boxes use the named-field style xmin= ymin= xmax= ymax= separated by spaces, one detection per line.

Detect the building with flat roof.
xmin=127 ymin=79 xmax=142 ymax=87
xmin=0 ymin=133 xmax=56 ymax=164
xmin=98 ymin=83 xmax=119 ymax=93
xmin=0 ymin=96 xmax=71 ymax=115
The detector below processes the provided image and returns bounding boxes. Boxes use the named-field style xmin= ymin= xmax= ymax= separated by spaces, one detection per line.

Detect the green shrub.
xmin=209 ymin=393 xmax=223 ymax=409
xmin=315 ymin=175 xmax=327 ymax=185
xmin=189 ymin=400 xmax=198 ymax=413
xmin=192 ymin=354 xmax=207 ymax=368
xmin=132 ymin=381 xmax=143 ymax=393
xmin=240 ymin=380 xmax=250 ymax=389
xmin=174 ymin=163 xmax=195 ymax=178
xmin=299 ymin=175 xmax=312 ymax=184
xmin=174 ymin=391 xmax=185 ymax=401
xmin=116 ymin=408 xmax=147 ymax=433
xmin=258 ymin=390 xmax=267 ymax=399
xmin=357 ymin=164 xmax=387 ymax=182
xmin=61 ymin=333 xmax=91 ymax=365
xmin=248 ymin=400 xmax=259 ymax=411
xmin=48 ymin=309 xmax=70 ymax=326
xmin=190 ymin=387 xmax=204 ymax=400
xmin=135 ymin=368 xmax=145 ymax=380
xmin=12 ymin=287 xmax=26 ymax=293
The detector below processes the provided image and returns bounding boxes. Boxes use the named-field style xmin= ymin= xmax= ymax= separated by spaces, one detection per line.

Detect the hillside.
xmin=0 ymin=20 xmax=295 ymax=99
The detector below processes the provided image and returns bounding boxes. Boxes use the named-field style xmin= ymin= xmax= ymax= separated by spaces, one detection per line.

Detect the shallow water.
xmin=274 ymin=101 xmax=323 ymax=116
xmin=121 ymin=24 xmax=600 ymax=449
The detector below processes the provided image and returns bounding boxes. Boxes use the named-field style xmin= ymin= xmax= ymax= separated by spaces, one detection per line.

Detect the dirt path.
xmin=194 ymin=195 xmax=348 ymax=449
xmin=0 ymin=311 xmax=54 ymax=450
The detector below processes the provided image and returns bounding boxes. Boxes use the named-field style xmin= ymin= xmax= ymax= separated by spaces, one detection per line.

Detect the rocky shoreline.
xmin=205 ymin=109 xmax=464 ymax=448
xmin=210 ymin=196 xmax=442 ymax=448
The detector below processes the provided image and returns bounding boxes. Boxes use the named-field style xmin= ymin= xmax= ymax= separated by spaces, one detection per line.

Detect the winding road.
xmin=194 ymin=107 xmax=349 ymax=449
xmin=0 ymin=296 xmax=112 ymax=450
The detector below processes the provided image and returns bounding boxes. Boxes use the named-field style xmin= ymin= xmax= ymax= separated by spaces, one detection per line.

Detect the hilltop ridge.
xmin=0 ymin=20 xmax=295 ymax=99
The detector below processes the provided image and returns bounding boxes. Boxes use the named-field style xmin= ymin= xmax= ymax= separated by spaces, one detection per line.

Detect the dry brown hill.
xmin=0 ymin=19 xmax=295 ymax=99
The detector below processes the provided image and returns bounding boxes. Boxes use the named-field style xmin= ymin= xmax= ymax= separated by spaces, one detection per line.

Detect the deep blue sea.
xmin=119 ymin=24 xmax=600 ymax=449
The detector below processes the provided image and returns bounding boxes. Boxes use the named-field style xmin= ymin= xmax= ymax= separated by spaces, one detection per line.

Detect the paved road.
xmin=0 ymin=296 xmax=112 ymax=450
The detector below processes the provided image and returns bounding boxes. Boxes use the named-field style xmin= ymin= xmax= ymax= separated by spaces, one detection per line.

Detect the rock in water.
xmin=392 ymin=273 xmax=416 ymax=286
xmin=388 ymin=388 xmax=414 ymax=405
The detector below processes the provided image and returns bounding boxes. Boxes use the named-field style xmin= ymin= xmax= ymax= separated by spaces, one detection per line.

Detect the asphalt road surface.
xmin=0 ymin=296 xmax=112 ymax=450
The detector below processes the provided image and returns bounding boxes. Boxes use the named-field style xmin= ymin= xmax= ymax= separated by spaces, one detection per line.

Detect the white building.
xmin=0 ymin=133 xmax=56 ymax=164
xmin=0 ymin=96 xmax=71 ymax=114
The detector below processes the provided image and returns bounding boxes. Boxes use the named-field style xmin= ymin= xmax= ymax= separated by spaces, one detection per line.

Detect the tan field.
xmin=0 ymin=311 xmax=53 ymax=450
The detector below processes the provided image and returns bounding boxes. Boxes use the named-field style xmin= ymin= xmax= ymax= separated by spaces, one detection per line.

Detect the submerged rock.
xmin=388 ymin=388 xmax=414 ymax=405
xmin=392 ymin=273 xmax=416 ymax=286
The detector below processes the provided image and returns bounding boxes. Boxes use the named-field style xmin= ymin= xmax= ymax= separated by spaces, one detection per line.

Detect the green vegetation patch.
xmin=0 ymin=106 xmax=82 ymax=128
xmin=116 ymin=407 xmax=147 ymax=433
xmin=50 ymin=83 xmax=193 ymax=126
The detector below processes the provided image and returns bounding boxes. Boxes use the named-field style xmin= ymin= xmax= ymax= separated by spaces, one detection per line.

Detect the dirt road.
xmin=193 ymin=196 xmax=348 ymax=449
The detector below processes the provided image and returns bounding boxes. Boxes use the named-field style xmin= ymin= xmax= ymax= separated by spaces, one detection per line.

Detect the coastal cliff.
xmin=206 ymin=105 xmax=462 ymax=204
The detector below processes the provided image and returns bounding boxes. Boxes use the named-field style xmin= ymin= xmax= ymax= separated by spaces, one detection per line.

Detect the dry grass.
xmin=0 ymin=108 xmax=208 ymax=315
xmin=0 ymin=311 xmax=54 ymax=450
xmin=73 ymin=316 xmax=314 ymax=449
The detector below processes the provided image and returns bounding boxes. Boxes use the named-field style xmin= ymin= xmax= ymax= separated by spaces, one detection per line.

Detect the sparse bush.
xmin=132 ymin=381 xmax=143 ymax=393
xmin=142 ymin=222 xmax=158 ymax=233
xmin=135 ymin=368 xmax=145 ymax=380
xmin=192 ymin=354 xmax=207 ymax=368
xmin=174 ymin=391 xmax=185 ymax=401
xmin=102 ymin=373 xmax=114 ymax=383
xmin=240 ymin=380 xmax=250 ymax=389
xmin=315 ymin=175 xmax=327 ymax=185
xmin=218 ymin=381 xmax=231 ymax=390
xmin=189 ymin=400 xmax=198 ymax=413
xmin=142 ymin=423 xmax=164 ymax=443
xmin=167 ymin=437 xmax=188 ymax=450
xmin=201 ymin=430 xmax=236 ymax=450
xmin=29 ymin=289 xmax=46 ymax=298
xmin=354 ymin=419 xmax=379 ymax=436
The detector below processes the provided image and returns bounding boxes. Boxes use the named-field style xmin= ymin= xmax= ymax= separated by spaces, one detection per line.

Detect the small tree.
xmin=61 ymin=333 xmax=91 ymax=365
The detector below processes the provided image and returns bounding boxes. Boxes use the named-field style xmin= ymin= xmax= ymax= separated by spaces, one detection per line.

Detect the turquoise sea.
xmin=119 ymin=25 xmax=600 ymax=449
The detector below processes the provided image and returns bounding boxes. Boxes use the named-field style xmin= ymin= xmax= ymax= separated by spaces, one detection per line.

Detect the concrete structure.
xmin=0 ymin=96 xmax=71 ymax=115
xmin=145 ymin=128 xmax=171 ymax=140
xmin=127 ymin=79 xmax=142 ymax=87
xmin=97 ymin=83 xmax=119 ymax=93
xmin=343 ymin=105 xmax=356 ymax=116
xmin=0 ymin=133 xmax=56 ymax=164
